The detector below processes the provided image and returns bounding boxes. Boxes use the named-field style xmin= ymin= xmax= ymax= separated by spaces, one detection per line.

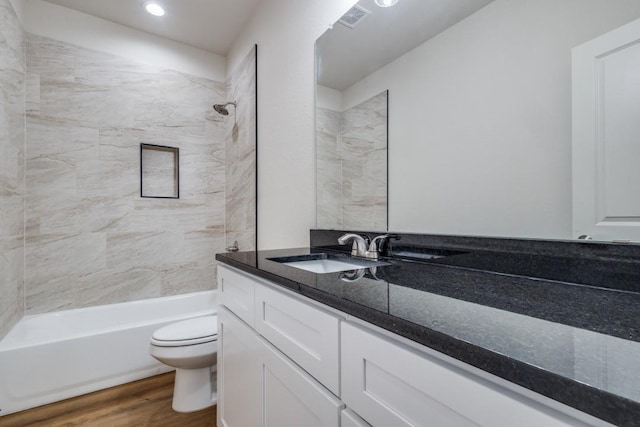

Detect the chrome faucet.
xmin=338 ymin=233 xmax=389 ymax=260
xmin=338 ymin=233 xmax=369 ymax=258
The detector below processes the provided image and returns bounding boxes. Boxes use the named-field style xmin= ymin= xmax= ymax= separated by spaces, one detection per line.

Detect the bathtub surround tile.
xmin=0 ymin=188 xmax=24 ymax=237
xmin=0 ymin=0 xmax=25 ymax=339
xmin=26 ymin=117 xmax=99 ymax=164
xmin=23 ymin=34 xmax=230 ymax=315
xmin=76 ymin=268 xmax=162 ymax=308
xmin=25 ymin=36 xmax=75 ymax=82
xmin=25 ymin=274 xmax=81 ymax=313
xmin=42 ymin=81 xmax=137 ymax=129
xmin=128 ymin=199 xmax=209 ymax=232
xmin=180 ymin=230 xmax=226 ymax=269
xmin=0 ymin=236 xmax=25 ymax=337
xmin=316 ymin=91 xmax=388 ymax=231
xmin=180 ymin=148 xmax=226 ymax=198
xmin=4 ymin=33 xmax=257 ymax=318
xmin=73 ymin=48 xmax=163 ymax=87
xmin=316 ymin=107 xmax=342 ymax=229
xmin=206 ymin=197 xmax=227 ymax=230
xmin=25 ymin=157 xmax=77 ymax=201
xmin=225 ymin=46 xmax=257 ymax=252
xmin=26 ymin=233 xmax=107 ymax=280
xmin=161 ymin=265 xmax=217 ymax=296
xmin=105 ymin=232 xmax=185 ymax=271
xmin=76 ymin=158 xmax=139 ymax=199
xmin=25 ymin=72 xmax=40 ymax=113
xmin=29 ymin=195 xmax=132 ymax=235
xmin=25 ymin=233 xmax=108 ymax=313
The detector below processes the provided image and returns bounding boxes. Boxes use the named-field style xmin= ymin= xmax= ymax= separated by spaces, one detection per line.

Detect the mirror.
xmin=316 ymin=0 xmax=640 ymax=241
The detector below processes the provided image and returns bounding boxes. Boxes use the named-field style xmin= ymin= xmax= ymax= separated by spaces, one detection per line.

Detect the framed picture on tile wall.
xmin=140 ymin=144 xmax=180 ymax=199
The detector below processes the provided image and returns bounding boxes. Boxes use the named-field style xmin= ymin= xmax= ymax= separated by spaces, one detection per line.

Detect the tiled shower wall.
xmin=225 ymin=46 xmax=257 ymax=252
xmin=0 ymin=0 xmax=26 ymax=338
xmin=24 ymin=34 xmax=228 ymax=314
xmin=317 ymin=91 xmax=387 ymax=231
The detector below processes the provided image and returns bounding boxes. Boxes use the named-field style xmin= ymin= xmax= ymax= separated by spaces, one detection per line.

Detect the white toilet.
xmin=149 ymin=315 xmax=218 ymax=413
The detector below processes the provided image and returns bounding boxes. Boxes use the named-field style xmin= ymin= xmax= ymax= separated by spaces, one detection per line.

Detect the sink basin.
xmin=269 ymin=253 xmax=390 ymax=274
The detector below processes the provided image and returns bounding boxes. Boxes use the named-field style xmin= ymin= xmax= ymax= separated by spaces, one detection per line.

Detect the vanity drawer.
xmin=254 ymin=283 xmax=341 ymax=395
xmin=341 ymin=322 xmax=587 ymax=427
xmin=218 ymin=266 xmax=255 ymax=327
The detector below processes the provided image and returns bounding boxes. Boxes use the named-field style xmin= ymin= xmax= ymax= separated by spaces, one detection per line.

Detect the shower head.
xmin=213 ymin=101 xmax=237 ymax=116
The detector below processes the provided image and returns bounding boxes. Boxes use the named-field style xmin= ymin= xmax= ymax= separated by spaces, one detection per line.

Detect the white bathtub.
xmin=0 ymin=290 xmax=217 ymax=416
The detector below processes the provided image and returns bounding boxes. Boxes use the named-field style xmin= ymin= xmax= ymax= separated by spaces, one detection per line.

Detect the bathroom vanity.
xmin=215 ymin=231 xmax=640 ymax=427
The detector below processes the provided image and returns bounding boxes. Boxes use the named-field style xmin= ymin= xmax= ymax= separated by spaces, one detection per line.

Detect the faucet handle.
xmin=369 ymin=234 xmax=389 ymax=254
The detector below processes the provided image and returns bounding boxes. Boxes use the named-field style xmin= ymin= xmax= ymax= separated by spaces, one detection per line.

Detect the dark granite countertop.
xmin=216 ymin=245 xmax=640 ymax=427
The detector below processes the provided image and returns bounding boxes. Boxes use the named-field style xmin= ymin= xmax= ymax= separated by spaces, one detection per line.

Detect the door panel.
xmin=218 ymin=307 xmax=261 ymax=427
xmin=261 ymin=339 xmax=343 ymax=427
xmin=573 ymin=17 xmax=640 ymax=241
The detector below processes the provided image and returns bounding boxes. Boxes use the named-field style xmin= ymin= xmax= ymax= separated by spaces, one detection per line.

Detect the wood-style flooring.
xmin=0 ymin=372 xmax=216 ymax=427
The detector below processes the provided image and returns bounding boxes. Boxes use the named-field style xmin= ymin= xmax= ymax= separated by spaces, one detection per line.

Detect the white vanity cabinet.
xmin=217 ymin=264 xmax=603 ymax=427
xmin=341 ymin=322 xmax=591 ymax=427
xmin=218 ymin=306 xmax=342 ymax=427
xmin=218 ymin=266 xmax=343 ymax=427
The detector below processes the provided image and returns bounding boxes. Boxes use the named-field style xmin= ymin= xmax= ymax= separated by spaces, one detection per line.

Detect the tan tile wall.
xmin=317 ymin=91 xmax=388 ymax=231
xmin=24 ymin=34 xmax=228 ymax=314
xmin=225 ymin=47 xmax=257 ymax=252
xmin=0 ymin=0 xmax=26 ymax=338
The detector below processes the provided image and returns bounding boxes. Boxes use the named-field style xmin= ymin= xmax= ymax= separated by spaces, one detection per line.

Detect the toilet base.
xmin=172 ymin=366 xmax=217 ymax=413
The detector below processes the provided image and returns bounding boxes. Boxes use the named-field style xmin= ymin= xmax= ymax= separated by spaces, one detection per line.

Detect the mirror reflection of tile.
xmin=140 ymin=144 xmax=179 ymax=199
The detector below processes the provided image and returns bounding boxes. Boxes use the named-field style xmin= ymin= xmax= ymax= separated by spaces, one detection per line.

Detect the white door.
xmin=573 ymin=17 xmax=640 ymax=242
xmin=261 ymin=339 xmax=343 ymax=427
xmin=218 ymin=307 xmax=261 ymax=427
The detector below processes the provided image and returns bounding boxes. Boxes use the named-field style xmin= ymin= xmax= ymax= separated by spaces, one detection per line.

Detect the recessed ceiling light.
xmin=144 ymin=2 xmax=165 ymax=16
xmin=374 ymin=0 xmax=398 ymax=7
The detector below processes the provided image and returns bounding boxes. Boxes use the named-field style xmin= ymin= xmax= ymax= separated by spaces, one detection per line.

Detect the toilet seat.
xmin=151 ymin=315 xmax=218 ymax=347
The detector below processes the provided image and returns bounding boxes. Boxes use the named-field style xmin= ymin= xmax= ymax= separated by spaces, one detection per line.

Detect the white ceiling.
xmin=42 ymin=0 xmax=263 ymax=55
xmin=317 ymin=0 xmax=495 ymax=91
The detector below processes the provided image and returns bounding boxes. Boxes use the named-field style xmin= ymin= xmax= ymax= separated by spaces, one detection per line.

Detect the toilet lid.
xmin=151 ymin=315 xmax=218 ymax=346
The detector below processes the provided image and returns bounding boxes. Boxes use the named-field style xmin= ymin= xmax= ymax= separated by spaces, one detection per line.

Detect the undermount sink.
xmin=269 ymin=253 xmax=390 ymax=274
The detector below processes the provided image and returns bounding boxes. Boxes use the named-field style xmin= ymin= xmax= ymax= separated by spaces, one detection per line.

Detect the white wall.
xmin=227 ymin=0 xmax=357 ymax=249
xmin=317 ymin=84 xmax=342 ymax=111
xmin=23 ymin=0 xmax=225 ymax=81
xmin=340 ymin=0 xmax=640 ymax=239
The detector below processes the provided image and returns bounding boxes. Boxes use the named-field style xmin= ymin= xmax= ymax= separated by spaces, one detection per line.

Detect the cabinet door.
xmin=255 ymin=283 xmax=340 ymax=394
xmin=218 ymin=266 xmax=255 ymax=326
xmin=218 ymin=307 xmax=261 ymax=427
xmin=261 ymin=337 xmax=343 ymax=427
xmin=341 ymin=322 xmax=586 ymax=427
xmin=573 ymin=17 xmax=640 ymax=241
